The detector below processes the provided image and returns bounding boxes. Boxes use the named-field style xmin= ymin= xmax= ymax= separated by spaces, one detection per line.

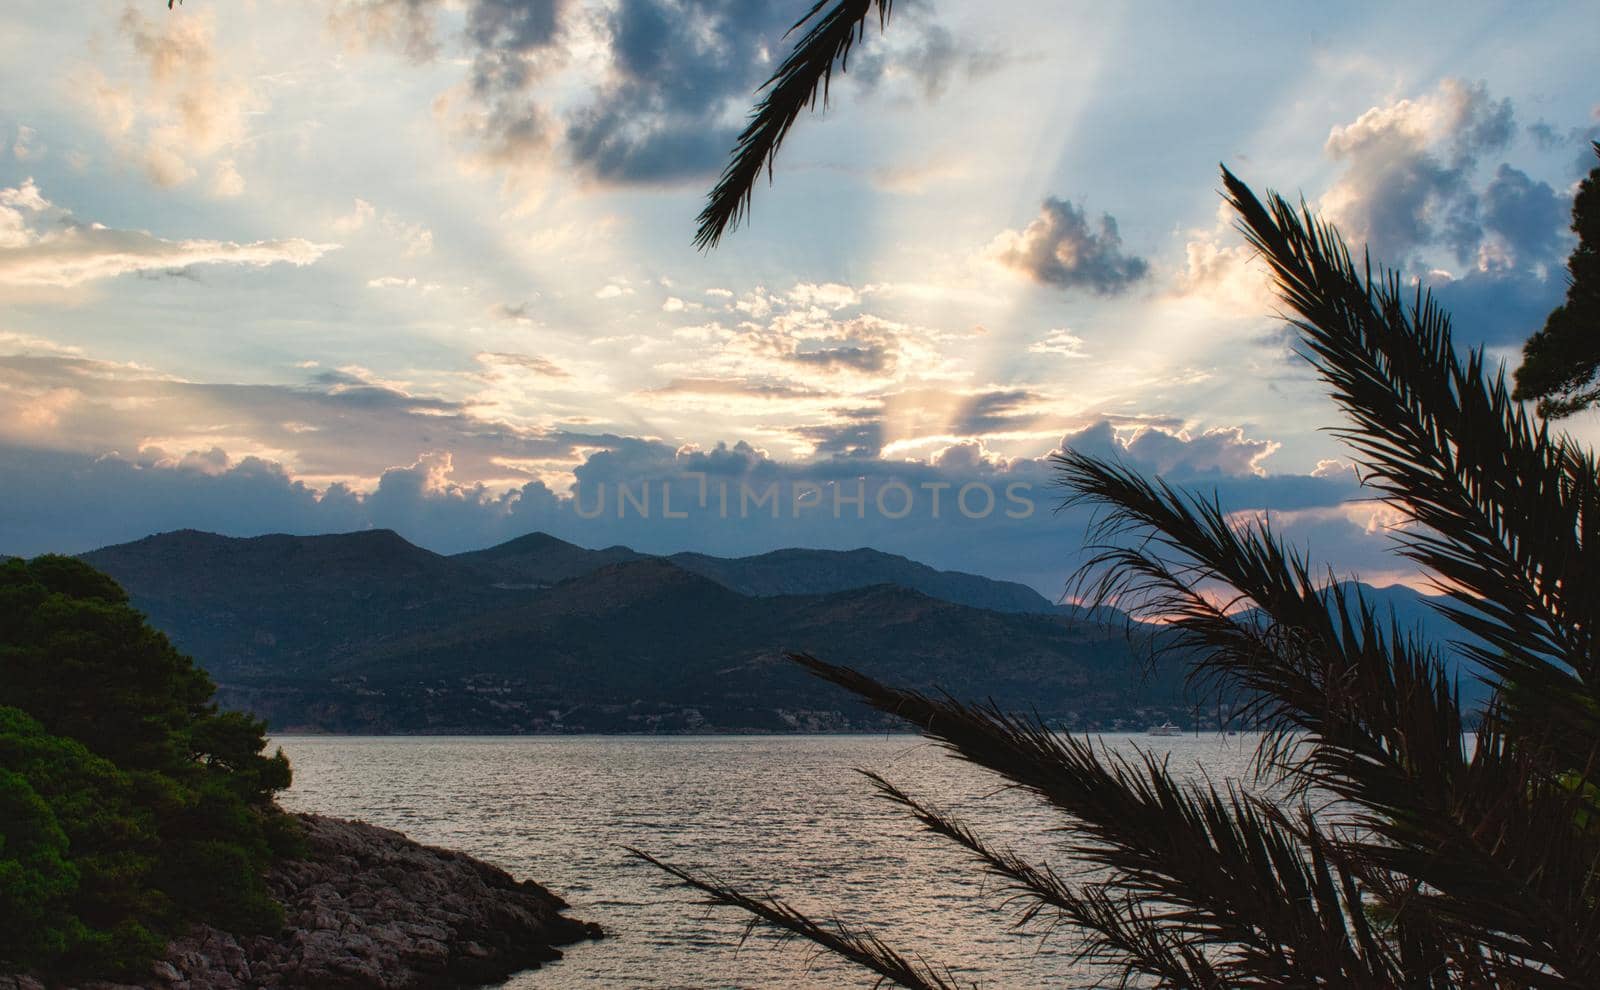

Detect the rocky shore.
xmin=5 ymin=813 xmax=601 ymax=990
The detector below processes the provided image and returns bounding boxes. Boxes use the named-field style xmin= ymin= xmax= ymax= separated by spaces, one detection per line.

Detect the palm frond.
xmin=651 ymin=147 xmax=1600 ymax=987
xmin=694 ymin=0 xmax=896 ymax=249
xmin=790 ymin=653 xmax=1404 ymax=986
xmin=863 ymin=770 xmax=1230 ymax=989
xmin=1221 ymin=167 xmax=1600 ymax=762
xmin=626 ymin=846 xmax=964 ymax=990
xmin=1054 ymin=451 xmax=1600 ymax=983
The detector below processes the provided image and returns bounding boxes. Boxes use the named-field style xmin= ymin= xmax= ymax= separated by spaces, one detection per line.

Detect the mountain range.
xmin=74 ymin=529 xmax=1480 ymax=733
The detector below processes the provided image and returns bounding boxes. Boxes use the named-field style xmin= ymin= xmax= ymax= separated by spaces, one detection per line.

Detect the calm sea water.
xmin=272 ymin=734 xmax=1258 ymax=989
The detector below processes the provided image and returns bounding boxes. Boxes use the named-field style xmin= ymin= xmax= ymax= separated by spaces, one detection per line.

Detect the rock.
xmin=12 ymin=812 xmax=601 ymax=990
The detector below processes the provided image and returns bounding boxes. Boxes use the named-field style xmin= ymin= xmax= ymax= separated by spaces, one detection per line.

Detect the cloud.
xmin=337 ymin=0 xmax=987 ymax=187
xmin=1319 ymin=78 xmax=1513 ymax=264
xmin=556 ymin=0 xmax=797 ymax=183
xmin=850 ymin=22 xmax=1007 ymax=101
xmin=0 ymin=179 xmax=336 ymax=287
xmin=644 ymin=377 xmax=827 ymax=400
xmin=940 ymin=389 xmax=1049 ymax=437
xmin=1169 ymin=198 xmax=1279 ymax=318
xmin=0 ymin=351 xmax=597 ymax=484
xmin=786 ymin=282 xmax=862 ymax=310
xmin=77 ymin=6 xmax=260 ymax=189
xmin=787 ymin=342 xmax=891 ymax=373
xmin=1027 ymin=328 xmax=1088 ymax=358
xmin=210 ymin=158 xmax=246 ymax=198
xmin=633 ymin=376 xmax=838 ymax=417
xmin=1527 ymin=112 xmax=1600 ymax=177
xmin=0 ymin=411 xmax=1382 ymax=598
xmin=475 ymin=350 xmax=569 ymax=378
xmin=327 ymin=0 xmax=442 ymax=62
xmin=330 ymin=198 xmax=433 ymax=255
xmin=490 ymin=300 xmax=541 ymax=324
xmin=11 ymin=124 xmax=44 ymax=162
xmin=366 ymin=276 xmax=440 ymax=291
xmin=1060 ymin=419 xmax=1279 ymax=479
xmin=633 ymin=284 xmax=982 ymax=455
xmin=719 ymin=311 xmax=934 ymax=385
xmin=333 ymin=198 xmax=378 ymax=233
xmin=1479 ymin=163 xmax=1568 ymax=268
xmin=1180 ymin=82 xmax=1581 ymax=341
xmin=1424 ymin=266 xmax=1564 ymax=348
xmin=990 ymin=197 xmax=1149 ymax=295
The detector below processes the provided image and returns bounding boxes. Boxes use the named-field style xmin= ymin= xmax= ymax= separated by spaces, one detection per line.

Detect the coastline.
xmin=4 ymin=813 xmax=601 ymax=990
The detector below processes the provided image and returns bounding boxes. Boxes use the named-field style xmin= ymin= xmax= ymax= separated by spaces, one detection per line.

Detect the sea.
xmin=272 ymin=733 xmax=1260 ymax=989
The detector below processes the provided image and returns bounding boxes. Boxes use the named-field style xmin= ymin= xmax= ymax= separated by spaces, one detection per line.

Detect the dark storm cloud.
xmin=992 ymin=198 xmax=1149 ymax=296
xmin=947 ymin=388 xmax=1041 ymax=435
xmin=338 ymin=0 xmax=796 ymax=180
xmin=466 ymin=0 xmax=564 ymax=52
xmin=795 ymin=416 xmax=885 ymax=459
xmin=1425 ymin=267 xmax=1565 ymax=349
xmin=1481 ymin=164 xmax=1569 ymax=266
xmin=337 ymin=0 xmax=993 ymax=184
xmin=561 ymin=0 xmax=797 ymax=182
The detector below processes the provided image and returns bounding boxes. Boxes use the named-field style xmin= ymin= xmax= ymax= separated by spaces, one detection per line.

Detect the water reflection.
xmin=273 ymin=733 xmax=1260 ymax=989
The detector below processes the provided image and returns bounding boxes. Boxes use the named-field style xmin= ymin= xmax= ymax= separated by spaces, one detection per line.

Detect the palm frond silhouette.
xmin=636 ymin=167 xmax=1600 ymax=986
xmin=695 ymin=0 xmax=897 ymax=249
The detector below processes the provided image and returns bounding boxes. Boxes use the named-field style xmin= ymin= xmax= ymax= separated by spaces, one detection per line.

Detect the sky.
xmin=0 ymin=0 xmax=1596 ymax=597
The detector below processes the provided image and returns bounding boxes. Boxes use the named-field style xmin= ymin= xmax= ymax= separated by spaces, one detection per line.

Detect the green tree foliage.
xmin=1514 ymin=143 xmax=1600 ymax=417
xmin=0 ymin=707 xmax=166 ymax=976
xmin=0 ymin=766 xmax=79 ymax=964
xmin=646 ymin=164 xmax=1600 ymax=987
xmin=0 ymin=557 xmax=293 ymax=978
xmin=0 ymin=555 xmax=289 ymax=798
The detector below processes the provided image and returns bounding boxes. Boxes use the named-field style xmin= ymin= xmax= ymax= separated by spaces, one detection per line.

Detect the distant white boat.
xmin=1147 ymin=722 xmax=1183 ymax=737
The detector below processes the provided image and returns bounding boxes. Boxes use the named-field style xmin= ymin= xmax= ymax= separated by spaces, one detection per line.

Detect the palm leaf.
xmin=1221 ymin=168 xmax=1600 ymax=763
xmin=626 ymin=846 xmax=965 ymax=990
xmin=647 ymin=123 xmax=1600 ymax=981
xmin=1056 ymin=450 xmax=1600 ymax=984
xmin=789 ymin=654 xmax=1404 ymax=987
xmin=695 ymin=0 xmax=897 ymax=249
